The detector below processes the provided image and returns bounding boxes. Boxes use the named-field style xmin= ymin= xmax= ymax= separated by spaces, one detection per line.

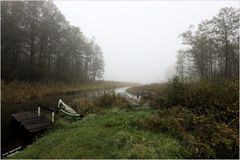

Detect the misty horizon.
xmin=54 ymin=0 xmax=238 ymax=83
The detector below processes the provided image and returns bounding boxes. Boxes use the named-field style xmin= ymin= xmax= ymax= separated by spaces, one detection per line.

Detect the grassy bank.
xmin=7 ymin=78 xmax=239 ymax=159
xmin=126 ymin=78 xmax=239 ymax=158
xmin=12 ymin=108 xmax=187 ymax=159
xmin=1 ymin=80 xmax=137 ymax=104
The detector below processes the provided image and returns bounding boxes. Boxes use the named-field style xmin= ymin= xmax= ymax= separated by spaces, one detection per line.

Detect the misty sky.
xmin=54 ymin=0 xmax=238 ymax=83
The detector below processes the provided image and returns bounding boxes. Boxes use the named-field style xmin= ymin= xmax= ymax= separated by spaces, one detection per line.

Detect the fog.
xmin=54 ymin=1 xmax=238 ymax=83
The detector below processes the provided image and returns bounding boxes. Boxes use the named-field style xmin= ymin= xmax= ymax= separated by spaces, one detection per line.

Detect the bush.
xmin=133 ymin=106 xmax=239 ymax=158
xmin=127 ymin=77 xmax=239 ymax=158
xmin=72 ymin=98 xmax=101 ymax=116
xmin=71 ymin=91 xmax=129 ymax=117
xmin=164 ymin=77 xmax=239 ymax=126
xmin=95 ymin=92 xmax=129 ymax=108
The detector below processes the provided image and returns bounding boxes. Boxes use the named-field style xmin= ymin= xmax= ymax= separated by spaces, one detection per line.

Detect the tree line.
xmin=176 ymin=7 xmax=239 ymax=81
xmin=1 ymin=1 xmax=104 ymax=82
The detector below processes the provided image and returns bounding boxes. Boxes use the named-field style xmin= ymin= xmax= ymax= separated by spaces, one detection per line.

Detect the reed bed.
xmin=1 ymin=81 xmax=135 ymax=104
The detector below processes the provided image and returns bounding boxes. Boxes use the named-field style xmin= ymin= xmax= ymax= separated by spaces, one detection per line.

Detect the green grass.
xmin=12 ymin=108 xmax=186 ymax=159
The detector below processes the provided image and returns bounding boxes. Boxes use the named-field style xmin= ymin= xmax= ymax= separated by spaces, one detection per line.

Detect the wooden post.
xmin=38 ymin=107 xmax=40 ymax=117
xmin=51 ymin=112 xmax=54 ymax=123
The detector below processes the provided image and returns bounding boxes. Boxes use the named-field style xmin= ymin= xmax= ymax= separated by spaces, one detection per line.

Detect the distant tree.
xmin=177 ymin=7 xmax=239 ymax=80
xmin=176 ymin=49 xmax=186 ymax=80
xmin=1 ymin=1 xmax=105 ymax=82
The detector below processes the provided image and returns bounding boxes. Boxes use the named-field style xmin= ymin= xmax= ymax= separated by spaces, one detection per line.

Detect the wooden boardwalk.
xmin=11 ymin=111 xmax=52 ymax=133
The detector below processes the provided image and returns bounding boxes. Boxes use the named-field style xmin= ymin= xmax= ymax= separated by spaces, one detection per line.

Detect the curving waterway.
xmin=1 ymin=86 xmax=135 ymax=156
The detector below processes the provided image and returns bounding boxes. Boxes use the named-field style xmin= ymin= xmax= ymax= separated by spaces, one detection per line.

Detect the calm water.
xmin=115 ymin=86 xmax=138 ymax=99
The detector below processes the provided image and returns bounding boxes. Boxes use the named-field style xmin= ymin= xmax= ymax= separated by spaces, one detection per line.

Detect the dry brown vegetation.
xmin=126 ymin=77 xmax=239 ymax=158
xmin=126 ymin=83 xmax=166 ymax=95
xmin=71 ymin=91 xmax=129 ymax=116
xmin=1 ymin=81 xmax=136 ymax=104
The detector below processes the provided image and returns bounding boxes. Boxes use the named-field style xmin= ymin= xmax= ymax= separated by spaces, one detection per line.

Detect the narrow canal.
xmin=1 ymin=87 xmax=134 ymax=156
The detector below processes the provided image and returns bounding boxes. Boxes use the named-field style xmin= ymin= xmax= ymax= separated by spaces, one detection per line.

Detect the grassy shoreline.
xmin=12 ymin=108 xmax=186 ymax=159
xmin=5 ymin=79 xmax=239 ymax=158
xmin=1 ymin=80 xmax=137 ymax=104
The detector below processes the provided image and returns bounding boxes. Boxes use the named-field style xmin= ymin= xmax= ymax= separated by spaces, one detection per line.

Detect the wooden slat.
xmin=11 ymin=112 xmax=37 ymax=122
xmin=29 ymin=123 xmax=51 ymax=132
xmin=25 ymin=122 xmax=51 ymax=131
xmin=11 ymin=111 xmax=52 ymax=133
xmin=21 ymin=117 xmax=49 ymax=126
xmin=12 ymin=111 xmax=36 ymax=117
xmin=12 ymin=111 xmax=34 ymax=116
xmin=29 ymin=126 xmax=50 ymax=132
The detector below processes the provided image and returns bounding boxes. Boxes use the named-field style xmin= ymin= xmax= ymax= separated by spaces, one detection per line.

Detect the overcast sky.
xmin=54 ymin=0 xmax=238 ymax=83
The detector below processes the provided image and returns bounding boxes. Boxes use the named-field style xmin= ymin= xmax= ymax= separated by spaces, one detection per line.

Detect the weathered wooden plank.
xmin=12 ymin=111 xmax=34 ymax=116
xmin=21 ymin=117 xmax=49 ymax=126
xmin=29 ymin=122 xmax=52 ymax=132
xmin=29 ymin=126 xmax=50 ymax=133
xmin=12 ymin=111 xmax=36 ymax=117
xmin=11 ymin=111 xmax=52 ymax=133
xmin=25 ymin=122 xmax=51 ymax=131
xmin=11 ymin=112 xmax=37 ymax=122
